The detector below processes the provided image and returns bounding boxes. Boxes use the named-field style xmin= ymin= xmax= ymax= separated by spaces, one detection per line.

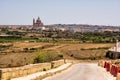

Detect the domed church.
xmin=33 ymin=17 xmax=43 ymax=27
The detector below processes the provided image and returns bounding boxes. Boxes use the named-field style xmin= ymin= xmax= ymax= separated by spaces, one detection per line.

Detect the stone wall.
xmin=117 ymin=73 xmax=120 ymax=80
xmin=98 ymin=60 xmax=105 ymax=67
xmin=0 ymin=59 xmax=64 ymax=80
xmin=51 ymin=60 xmax=65 ymax=68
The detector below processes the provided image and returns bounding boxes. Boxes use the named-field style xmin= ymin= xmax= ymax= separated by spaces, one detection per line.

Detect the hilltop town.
xmin=0 ymin=17 xmax=120 ymax=33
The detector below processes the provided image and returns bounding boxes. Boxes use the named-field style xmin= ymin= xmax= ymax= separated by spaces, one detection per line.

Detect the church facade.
xmin=33 ymin=17 xmax=43 ymax=27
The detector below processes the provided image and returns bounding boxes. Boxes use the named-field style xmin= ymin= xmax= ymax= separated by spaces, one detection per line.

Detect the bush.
xmin=43 ymin=68 xmax=46 ymax=71
xmin=81 ymin=47 xmax=110 ymax=50
xmin=23 ymin=48 xmax=29 ymax=52
xmin=30 ymin=48 xmax=37 ymax=51
xmin=58 ymin=54 xmax=63 ymax=58
xmin=7 ymin=64 xmax=12 ymax=67
xmin=81 ymin=48 xmax=85 ymax=50
xmin=33 ymin=51 xmax=62 ymax=63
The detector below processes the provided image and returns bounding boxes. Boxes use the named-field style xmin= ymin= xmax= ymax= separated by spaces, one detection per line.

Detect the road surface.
xmin=43 ymin=63 xmax=115 ymax=80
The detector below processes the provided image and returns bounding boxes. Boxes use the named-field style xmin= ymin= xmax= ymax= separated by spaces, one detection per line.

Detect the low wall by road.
xmin=98 ymin=60 xmax=106 ymax=67
xmin=0 ymin=59 xmax=64 ymax=80
xmin=117 ymin=73 xmax=120 ymax=80
xmin=51 ymin=60 xmax=65 ymax=68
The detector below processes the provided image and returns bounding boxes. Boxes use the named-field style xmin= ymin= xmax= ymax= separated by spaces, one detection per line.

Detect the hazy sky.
xmin=0 ymin=0 xmax=120 ymax=26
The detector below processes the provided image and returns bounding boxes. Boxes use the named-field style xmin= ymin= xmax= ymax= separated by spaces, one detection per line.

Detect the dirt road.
xmin=43 ymin=63 xmax=115 ymax=80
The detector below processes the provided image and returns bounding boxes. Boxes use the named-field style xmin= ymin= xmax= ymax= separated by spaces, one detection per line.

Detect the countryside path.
xmin=43 ymin=63 xmax=115 ymax=80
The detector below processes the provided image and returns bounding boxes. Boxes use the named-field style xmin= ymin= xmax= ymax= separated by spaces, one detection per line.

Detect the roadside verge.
xmin=12 ymin=63 xmax=72 ymax=80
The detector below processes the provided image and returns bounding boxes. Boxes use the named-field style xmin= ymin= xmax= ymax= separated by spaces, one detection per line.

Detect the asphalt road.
xmin=43 ymin=63 xmax=113 ymax=80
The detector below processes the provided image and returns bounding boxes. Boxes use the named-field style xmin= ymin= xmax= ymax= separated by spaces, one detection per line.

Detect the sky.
xmin=0 ymin=0 xmax=120 ymax=26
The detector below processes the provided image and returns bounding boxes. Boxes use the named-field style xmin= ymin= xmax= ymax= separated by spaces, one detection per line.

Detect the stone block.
xmin=117 ymin=73 xmax=120 ymax=80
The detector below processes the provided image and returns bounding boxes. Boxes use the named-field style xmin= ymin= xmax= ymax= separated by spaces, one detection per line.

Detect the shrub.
xmin=81 ymin=48 xmax=85 ymax=50
xmin=70 ymin=54 xmax=74 ymax=57
xmin=58 ymin=54 xmax=63 ymax=58
xmin=8 ymin=64 xmax=12 ymax=67
xmin=23 ymin=48 xmax=29 ymax=52
xmin=33 ymin=51 xmax=62 ymax=63
xmin=30 ymin=48 xmax=37 ymax=51
xmin=43 ymin=68 xmax=46 ymax=71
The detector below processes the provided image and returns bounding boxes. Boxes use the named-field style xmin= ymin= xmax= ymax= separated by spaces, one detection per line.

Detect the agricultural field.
xmin=45 ymin=43 xmax=115 ymax=60
xmin=0 ymin=41 xmax=115 ymax=68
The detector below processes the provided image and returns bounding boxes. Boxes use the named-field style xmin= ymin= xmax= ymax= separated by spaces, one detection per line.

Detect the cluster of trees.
xmin=40 ymin=31 xmax=120 ymax=43
xmin=6 ymin=31 xmax=27 ymax=36
xmin=1 ymin=27 xmax=120 ymax=43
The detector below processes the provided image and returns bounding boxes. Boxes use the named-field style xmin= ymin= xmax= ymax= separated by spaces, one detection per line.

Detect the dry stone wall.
xmin=51 ymin=60 xmax=65 ymax=68
xmin=117 ymin=73 xmax=120 ymax=80
xmin=98 ymin=60 xmax=105 ymax=67
xmin=0 ymin=59 xmax=64 ymax=80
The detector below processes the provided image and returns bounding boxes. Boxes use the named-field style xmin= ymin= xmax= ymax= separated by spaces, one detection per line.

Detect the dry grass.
xmin=45 ymin=43 xmax=115 ymax=60
xmin=9 ymin=42 xmax=53 ymax=51
xmin=1 ymin=42 xmax=115 ymax=52
xmin=45 ymin=43 xmax=115 ymax=50
xmin=0 ymin=42 xmax=58 ymax=53
xmin=0 ymin=53 xmax=35 ymax=68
